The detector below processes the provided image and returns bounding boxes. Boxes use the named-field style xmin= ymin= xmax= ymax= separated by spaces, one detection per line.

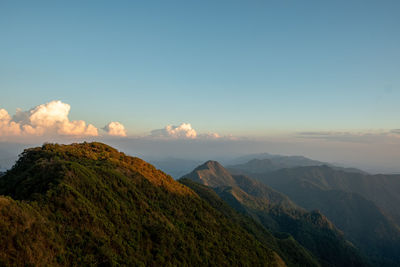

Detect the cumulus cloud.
xmin=150 ymin=123 xmax=197 ymax=139
xmin=103 ymin=122 xmax=127 ymax=137
xmin=0 ymin=100 xmax=98 ymax=138
xmin=0 ymin=109 xmax=22 ymax=136
xmin=149 ymin=123 xmax=228 ymax=140
xmin=199 ymin=132 xmax=221 ymax=139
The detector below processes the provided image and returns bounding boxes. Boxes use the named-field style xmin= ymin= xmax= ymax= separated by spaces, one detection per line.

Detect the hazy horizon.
xmin=1 ymin=138 xmax=399 ymax=175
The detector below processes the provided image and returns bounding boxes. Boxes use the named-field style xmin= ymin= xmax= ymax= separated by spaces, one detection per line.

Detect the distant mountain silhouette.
xmin=230 ymin=153 xmax=321 ymax=165
xmin=228 ymin=155 xmax=366 ymax=174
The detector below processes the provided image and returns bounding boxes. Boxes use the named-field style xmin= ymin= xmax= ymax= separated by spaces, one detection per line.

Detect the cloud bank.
xmin=0 ymin=100 xmax=228 ymax=142
xmin=0 ymin=100 xmax=98 ymax=138
xmin=103 ymin=122 xmax=127 ymax=137
xmin=297 ymin=130 xmax=400 ymax=143
xmin=1 ymin=101 xmax=227 ymax=142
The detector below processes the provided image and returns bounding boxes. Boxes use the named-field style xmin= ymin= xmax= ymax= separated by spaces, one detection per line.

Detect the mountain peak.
xmin=1 ymin=142 xmax=194 ymax=199
xmin=196 ymin=160 xmax=225 ymax=170
xmin=182 ymin=160 xmax=236 ymax=187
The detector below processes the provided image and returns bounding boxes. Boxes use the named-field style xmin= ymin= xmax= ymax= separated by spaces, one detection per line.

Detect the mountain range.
xmin=0 ymin=142 xmax=367 ymax=267
xmin=228 ymin=155 xmax=366 ymax=174
xmin=228 ymin=161 xmax=400 ymax=266
xmin=181 ymin=161 xmax=368 ymax=267
xmin=1 ymin=142 xmax=398 ymax=266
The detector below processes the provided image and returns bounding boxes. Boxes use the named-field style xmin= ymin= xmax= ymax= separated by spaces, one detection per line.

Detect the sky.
xmin=1 ymin=1 xmax=400 ymax=173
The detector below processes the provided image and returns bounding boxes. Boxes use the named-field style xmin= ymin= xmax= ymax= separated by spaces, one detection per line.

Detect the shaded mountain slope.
xmin=179 ymin=178 xmax=320 ymax=267
xmin=243 ymin=165 xmax=400 ymax=223
xmin=0 ymin=142 xmax=285 ymax=267
xmin=181 ymin=161 xmax=369 ymax=267
xmin=244 ymin=166 xmax=400 ymax=266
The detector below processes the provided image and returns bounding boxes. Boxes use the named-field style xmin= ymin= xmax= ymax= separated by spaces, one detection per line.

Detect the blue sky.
xmin=1 ymin=0 xmax=399 ymax=136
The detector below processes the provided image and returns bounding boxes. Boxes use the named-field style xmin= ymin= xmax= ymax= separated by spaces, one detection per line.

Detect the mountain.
xmin=186 ymin=160 xmax=238 ymax=187
xmin=239 ymin=165 xmax=400 ymax=266
xmin=181 ymin=161 xmax=369 ymax=267
xmin=245 ymin=165 xmax=400 ymax=224
xmin=229 ymin=153 xmax=323 ymax=166
xmin=0 ymin=142 xmax=288 ymax=266
xmin=179 ymin=178 xmax=320 ymax=267
xmin=228 ymin=156 xmax=366 ymax=174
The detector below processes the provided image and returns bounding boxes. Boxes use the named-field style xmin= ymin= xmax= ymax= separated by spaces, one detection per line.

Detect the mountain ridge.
xmin=181 ymin=160 xmax=369 ymax=267
xmin=228 ymin=155 xmax=367 ymax=174
xmin=231 ymin=163 xmax=400 ymax=266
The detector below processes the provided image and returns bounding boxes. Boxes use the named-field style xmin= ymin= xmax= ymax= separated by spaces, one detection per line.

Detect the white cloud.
xmin=149 ymin=123 xmax=226 ymax=140
xmin=28 ymin=101 xmax=71 ymax=128
xmin=58 ymin=120 xmax=98 ymax=136
xmin=198 ymin=132 xmax=221 ymax=139
xmin=103 ymin=122 xmax=127 ymax=137
xmin=0 ymin=109 xmax=22 ymax=136
xmin=1 ymin=103 xmax=235 ymax=142
xmin=0 ymin=100 xmax=98 ymax=138
xmin=150 ymin=123 xmax=197 ymax=139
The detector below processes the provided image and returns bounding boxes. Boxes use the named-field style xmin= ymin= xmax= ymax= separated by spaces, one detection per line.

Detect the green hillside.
xmin=179 ymin=178 xmax=320 ymax=267
xmin=0 ymin=142 xmax=286 ymax=266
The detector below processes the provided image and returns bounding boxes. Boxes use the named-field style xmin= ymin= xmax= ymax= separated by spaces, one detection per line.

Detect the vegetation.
xmin=179 ymin=178 xmax=320 ymax=267
xmin=247 ymin=165 xmax=400 ymax=266
xmin=182 ymin=161 xmax=370 ymax=267
xmin=0 ymin=142 xmax=285 ymax=266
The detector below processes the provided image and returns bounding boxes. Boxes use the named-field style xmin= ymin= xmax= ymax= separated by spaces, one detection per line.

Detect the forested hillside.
xmin=0 ymin=143 xmax=285 ymax=266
